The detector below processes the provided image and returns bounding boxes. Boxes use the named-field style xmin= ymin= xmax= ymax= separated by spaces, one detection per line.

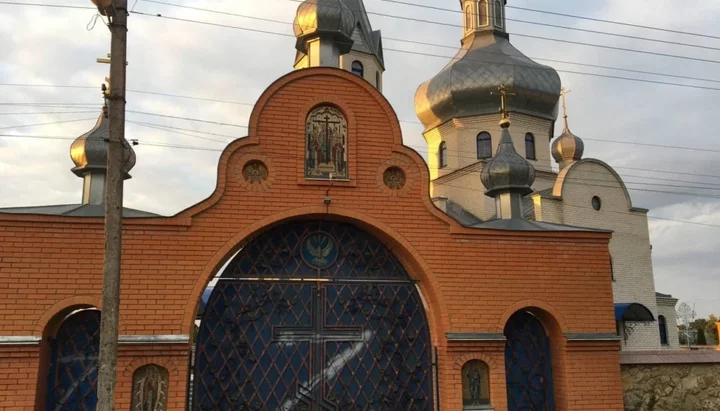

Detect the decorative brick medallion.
xmin=243 ymin=161 xmax=268 ymax=185
xmin=235 ymin=155 xmax=274 ymax=192
xmin=383 ymin=167 xmax=406 ymax=190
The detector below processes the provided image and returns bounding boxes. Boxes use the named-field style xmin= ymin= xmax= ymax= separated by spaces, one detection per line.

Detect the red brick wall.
xmin=0 ymin=68 xmax=622 ymax=410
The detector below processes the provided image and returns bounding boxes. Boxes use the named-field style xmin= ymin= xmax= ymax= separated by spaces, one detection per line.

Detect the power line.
xmin=0 ymin=117 xmax=96 ymax=130
xmin=127 ymin=120 xmax=233 ymax=144
xmin=126 ymin=110 xmax=248 ymax=128
xmin=127 ymin=120 xmax=237 ymax=140
xmin=378 ymin=0 xmax=720 ymax=53
xmin=282 ymin=0 xmax=720 ymax=66
xmin=0 ymin=110 xmax=97 ymax=115
xmin=503 ymin=4 xmax=720 ymax=42
xmin=0 ymin=1 xmax=94 ymax=10
xmin=131 ymin=11 xmax=720 ymax=93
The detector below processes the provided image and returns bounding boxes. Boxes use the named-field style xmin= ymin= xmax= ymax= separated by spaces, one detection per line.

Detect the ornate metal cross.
xmin=273 ymin=287 xmax=364 ymax=411
xmin=492 ymin=84 xmax=516 ymax=120
xmin=560 ymin=88 xmax=572 ymax=122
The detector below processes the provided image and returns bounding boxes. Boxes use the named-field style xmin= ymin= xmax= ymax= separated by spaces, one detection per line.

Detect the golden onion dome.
xmin=293 ymin=0 xmax=356 ymax=55
xmin=70 ymin=111 xmax=136 ymax=179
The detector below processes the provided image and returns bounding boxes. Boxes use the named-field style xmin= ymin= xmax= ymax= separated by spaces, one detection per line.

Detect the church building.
xmin=0 ymin=0 xmax=678 ymax=410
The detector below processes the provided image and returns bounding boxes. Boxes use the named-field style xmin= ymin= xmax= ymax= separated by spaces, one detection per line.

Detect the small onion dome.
xmin=481 ymin=120 xmax=535 ymax=197
xmin=551 ymin=124 xmax=584 ymax=166
xmin=415 ymin=32 xmax=561 ymax=130
xmin=293 ymin=0 xmax=356 ymax=55
xmin=70 ymin=112 xmax=136 ymax=179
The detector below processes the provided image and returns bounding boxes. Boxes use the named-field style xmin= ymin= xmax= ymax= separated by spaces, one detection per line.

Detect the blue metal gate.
xmin=194 ymin=221 xmax=433 ymax=410
xmin=46 ymin=309 xmax=100 ymax=411
xmin=504 ymin=311 xmax=555 ymax=411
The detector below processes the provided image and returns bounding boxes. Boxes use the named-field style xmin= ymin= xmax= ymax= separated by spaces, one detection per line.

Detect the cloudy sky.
xmin=1 ymin=0 xmax=718 ymax=317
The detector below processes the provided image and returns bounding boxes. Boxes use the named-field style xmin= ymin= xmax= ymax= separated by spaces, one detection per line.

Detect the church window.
xmin=305 ymin=105 xmax=349 ymax=180
xmin=439 ymin=141 xmax=448 ymax=168
xmin=478 ymin=0 xmax=489 ymax=26
xmin=494 ymin=0 xmax=503 ymax=28
xmin=525 ymin=133 xmax=536 ymax=160
xmin=376 ymin=71 xmax=381 ymax=89
xmin=659 ymin=315 xmax=669 ymax=345
xmin=592 ymin=196 xmax=602 ymax=211
xmin=477 ymin=132 xmax=492 ymax=159
xmin=465 ymin=4 xmax=472 ymax=31
xmin=610 ymin=256 xmax=615 ymax=281
xmin=351 ymin=60 xmax=364 ymax=77
xmin=462 ymin=360 xmax=491 ymax=408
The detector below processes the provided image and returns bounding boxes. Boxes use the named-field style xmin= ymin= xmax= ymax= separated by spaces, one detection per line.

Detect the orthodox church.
xmin=0 ymin=0 xmax=677 ymax=410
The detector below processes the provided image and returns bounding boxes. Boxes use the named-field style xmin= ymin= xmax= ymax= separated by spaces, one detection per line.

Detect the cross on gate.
xmin=273 ymin=286 xmax=364 ymax=411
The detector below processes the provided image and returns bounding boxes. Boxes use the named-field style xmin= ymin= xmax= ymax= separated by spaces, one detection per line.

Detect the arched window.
xmin=494 ymin=0 xmax=503 ymax=27
xmin=465 ymin=4 xmax=472 ymax=31
xmin=462 ymin=360 xmax=491 ymax=407
xmin=351 ymin=60 xmax=364 ymax=77
xmin=659 ymin=315 xmax=669 ymax=346
xmin=525 ymin=133 xmax=536 ymax=160
xmin=439 ymin=141 xmax=448 ymax=168
xmin=477 ymin=132 xmax=492 ymax=159
xmin=478 ymin=0 xmax=489 ymax=26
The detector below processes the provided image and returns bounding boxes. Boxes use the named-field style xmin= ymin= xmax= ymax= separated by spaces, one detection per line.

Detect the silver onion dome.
xmin=415 ymin=32 xmax=562 ymax=130
xmin=481 ymin=120 xmax=535 ymax=197
xmin=293 ymin=0 xmax=357 ymax=54
xmin=70 ymin=111 xmax=136 ymax=179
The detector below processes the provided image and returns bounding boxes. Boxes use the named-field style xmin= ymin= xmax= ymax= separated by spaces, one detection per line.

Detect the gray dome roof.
xmin=294 ymin=0 xmax=356 ymax=54
xmin=70 ymin=112 xmax=136 ymax=179
xmin=415 ymin=32 xmax=562 ymax=130
xmin=552 ymin=124 xmax=584 ymax=166
xmin=481 ymin=121 xmax=535 ymax=197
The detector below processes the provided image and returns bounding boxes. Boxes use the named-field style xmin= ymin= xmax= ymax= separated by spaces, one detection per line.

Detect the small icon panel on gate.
xmin=301 ymin=231 xmax=338 ymax=269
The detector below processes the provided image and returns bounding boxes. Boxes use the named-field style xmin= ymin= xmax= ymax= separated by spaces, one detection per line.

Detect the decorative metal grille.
xmin=194 ymin=221 xmax=433 ymax=411
xmin=504 ymin=311 xmax=555 ymax=411
xmin=46 ymin=310 xmax=100 ymax=411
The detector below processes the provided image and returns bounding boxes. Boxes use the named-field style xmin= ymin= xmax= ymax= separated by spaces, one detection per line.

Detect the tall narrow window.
xmin=439 ymin=141 xmax=448 ymax=168
xmin=477 ymin=132 xmax=492 ymax=159
xmin=376 ymin=71 xmax=381 ymax=89
xmin=494 ymin=0 xmax=503 ymax=27
xmin=478 ymin=0 xmax=489 ymax=26
xmin=351 ymin=61 xmax=364 ymax=77
xmin=525 ymin=133 xmax=536 ymax=160
xmin=659 ymin=315 xmax=669 ymax=345
xmin=465 ymin=4 xmax=472 ymax=31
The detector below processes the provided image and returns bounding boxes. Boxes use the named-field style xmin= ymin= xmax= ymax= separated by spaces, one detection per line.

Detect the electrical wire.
xmin=0 ymin=1 xmax=94 ymax=10
xmin=126 ymin=110 xmax=248 ymax=128
xmin=0 ymin=117 xmax=96 ymax=130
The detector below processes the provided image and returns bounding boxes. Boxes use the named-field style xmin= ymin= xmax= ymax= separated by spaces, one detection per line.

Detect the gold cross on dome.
xmin=560 ymin=88 xmax=572 ymax=120
xmin=492 ymin=84 xmax=516 ymax=120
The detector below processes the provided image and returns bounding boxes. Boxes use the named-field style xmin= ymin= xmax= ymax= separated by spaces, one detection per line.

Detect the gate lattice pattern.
xmin=194 ymin=221 xmax=433 ymax=410
xmin=46 ymin=309 xmax=100 ymax=411
xmin=504 ymin=311 xmax=555 ymax=411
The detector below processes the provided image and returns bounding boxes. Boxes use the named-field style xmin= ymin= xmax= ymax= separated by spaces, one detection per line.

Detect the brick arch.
xmin=496 ymin=299 xmax=568 ymax=334
xmin=34 ymin=295 xmax=101 ymax=337
xmin=122 ymin=357 xmax=178 ymax=379
xmin=181 ymin=205 xmax=450 ymax=346
xmin=453 ymin=353 xmax=499 ymax=371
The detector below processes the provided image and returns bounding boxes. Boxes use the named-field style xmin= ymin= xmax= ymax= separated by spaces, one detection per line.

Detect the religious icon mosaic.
xmin=305 ymin=106 xmax=349 ymax=180
xmin=131 ymin=364 xmax=169 ymax=411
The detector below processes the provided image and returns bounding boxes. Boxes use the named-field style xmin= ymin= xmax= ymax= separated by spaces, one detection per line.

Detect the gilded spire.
xmin=492 ymin=84 xmax=515 ymax=129
xmin=560 ymin=88 xmax=571 ymax=130
xmin=552 ymin=88 xmax=584 ymax=169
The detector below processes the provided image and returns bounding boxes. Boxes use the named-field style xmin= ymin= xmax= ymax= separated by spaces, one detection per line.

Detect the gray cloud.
xmin=0 ymin=0 xmax=718 ymax=316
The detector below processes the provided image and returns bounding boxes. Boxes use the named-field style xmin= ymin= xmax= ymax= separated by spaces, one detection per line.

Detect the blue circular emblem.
xmin=301 ymin=231 xmax=338 ymax=269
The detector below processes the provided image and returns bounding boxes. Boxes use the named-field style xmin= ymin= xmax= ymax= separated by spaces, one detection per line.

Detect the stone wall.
xmin=621 ymin=351 xmax=720 ymax=411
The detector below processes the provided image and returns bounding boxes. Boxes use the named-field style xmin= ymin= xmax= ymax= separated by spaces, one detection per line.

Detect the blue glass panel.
xmin=46 ymin=310 xmax=100 ymax=411
xmin=504 ymin=311 xmax=555 ymax=411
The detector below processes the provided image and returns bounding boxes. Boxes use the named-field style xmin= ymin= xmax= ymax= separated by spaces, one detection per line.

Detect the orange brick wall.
xmin=0 ymin=68 xmax=623 ymax=410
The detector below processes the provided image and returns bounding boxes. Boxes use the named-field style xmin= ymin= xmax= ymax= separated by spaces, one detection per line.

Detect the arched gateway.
xmin=194 ymin=221 xmax=434 ymax=410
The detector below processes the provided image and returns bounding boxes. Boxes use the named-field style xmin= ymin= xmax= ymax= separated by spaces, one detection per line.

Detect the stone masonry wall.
xmin=621 ymin=352 xmax=720 ymax=411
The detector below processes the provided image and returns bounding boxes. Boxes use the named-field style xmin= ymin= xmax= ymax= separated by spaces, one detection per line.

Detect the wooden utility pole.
xmin=94 ymin=0 xmax=128 ymax=409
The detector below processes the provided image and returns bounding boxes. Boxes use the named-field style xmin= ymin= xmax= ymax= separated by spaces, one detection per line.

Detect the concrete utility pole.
xmin=91 ymin=0 xmax=128 ymax=409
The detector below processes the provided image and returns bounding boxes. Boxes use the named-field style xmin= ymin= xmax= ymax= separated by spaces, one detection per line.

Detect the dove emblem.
xmin=301 ymin=232 xmax=338 ymax=269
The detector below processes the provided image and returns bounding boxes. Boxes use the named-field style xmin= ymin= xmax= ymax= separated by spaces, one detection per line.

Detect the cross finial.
xmin=492 ymin=84 xmax=515 ymax=127
xmin=560 ymin=88 xmax=572 ymax=129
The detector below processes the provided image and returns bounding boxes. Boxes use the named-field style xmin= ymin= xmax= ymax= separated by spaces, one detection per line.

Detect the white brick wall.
xmin=656 ymin=296 xmax=681 ymax=349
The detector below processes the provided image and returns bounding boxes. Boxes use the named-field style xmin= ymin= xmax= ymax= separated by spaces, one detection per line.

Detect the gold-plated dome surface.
xmin=293 ymin=0 xmax=356 ymax=54
xmin=70 ymin=112 xmax=136 ymax=178
xmin=552 ymin=125 xmax=584 ymax=166
xmin=415 ymin=32 xmax=562 ymax=130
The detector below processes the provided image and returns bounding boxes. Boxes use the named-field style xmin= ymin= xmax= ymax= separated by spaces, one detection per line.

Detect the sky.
xmin=0 ymin=0 xmax=718 ymax=318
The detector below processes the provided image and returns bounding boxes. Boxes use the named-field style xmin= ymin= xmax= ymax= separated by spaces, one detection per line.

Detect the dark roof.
xmin=443 ymin=199 xmax=483 ymax=226
xmin=0 ymin=204 xmax=159 ymax=218
xmin=615 ymin=303 xmax=655 ymax=322
xmin=343 ymin=0 xmax=384 ymax=66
